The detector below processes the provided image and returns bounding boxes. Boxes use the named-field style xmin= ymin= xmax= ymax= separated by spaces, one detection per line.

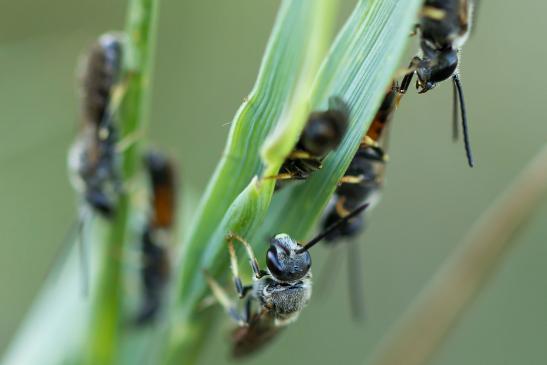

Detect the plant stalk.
xmin=366 ymin=144 xmax=547 ymax=365
xmin=83 ymin=0 xmax=159 ymax=364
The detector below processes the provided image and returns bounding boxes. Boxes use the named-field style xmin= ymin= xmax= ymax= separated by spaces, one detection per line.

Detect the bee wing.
xmin=347 ymin=240 xmax=366 ymax=322
xmin=468 ymin=0 xmax=481 ymax=38
xmin=232 ymin=314 xmax=282 ymax=358
xmin=39 ymin=218 xmax=83 ymax=292
xmin=316 ymin=247 xmax=344 ymax=299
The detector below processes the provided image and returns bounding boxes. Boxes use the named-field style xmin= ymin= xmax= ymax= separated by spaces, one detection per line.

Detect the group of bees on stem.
xmin=68 ymin=33 xmax=177 ymax=323
xmin=67 ymin=0 xmax=477 ymax=358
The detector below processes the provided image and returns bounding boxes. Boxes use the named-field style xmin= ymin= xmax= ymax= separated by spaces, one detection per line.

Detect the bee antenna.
xmin=297 ymin=203 xmax=369 ymax=253
xmin=452 ymin=79 xmax=459 ymax=142
xmin=452 ymin=74 xmax=474 ymax=167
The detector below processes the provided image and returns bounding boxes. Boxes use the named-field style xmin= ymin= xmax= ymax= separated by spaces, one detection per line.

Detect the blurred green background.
xmin=1 ymin=1 xmax=546 ymax=364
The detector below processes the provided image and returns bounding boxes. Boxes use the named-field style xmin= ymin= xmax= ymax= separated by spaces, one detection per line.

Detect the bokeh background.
xmin=1 ymin=1 xmax=546 ymax=364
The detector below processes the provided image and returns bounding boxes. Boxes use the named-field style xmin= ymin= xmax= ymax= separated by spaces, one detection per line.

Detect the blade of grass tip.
xmin=260 ymin=0 xmax=335 ymax=170
xmin=257 ymin=0 xmax=423 ymax=243
xmin=82 ymin=0 xmax=159 ymax=364
xmin=162 ymin=1 xmax=339 ymax=364
xmin=365 ymin=144 xmax=547 ymax=365
xmin=177 ymin=0 xmax=337 ymax=296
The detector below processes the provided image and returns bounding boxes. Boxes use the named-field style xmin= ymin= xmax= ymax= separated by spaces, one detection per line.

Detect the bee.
xmin=135 ymin=151 xmax=178 ymax=325
xmin=68 ymin=33 xmax=124 ymax=217
xmin=400 ymin=0 xmax=475 ymax=167
xmin=270 ymin=97 xmax=349 ymax=189
xmin=320 ymin=83 xmax=401 ymax=318
xmin=323 ymin=82 xmax=400 ymax=241
xmin=66 ymin=33 xmax=123 ymax=293
xmin=205 ymin=203 xmax=369 ymax=357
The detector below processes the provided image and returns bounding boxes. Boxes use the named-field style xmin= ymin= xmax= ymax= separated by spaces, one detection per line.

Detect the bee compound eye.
xmin=266 ymin=246 xmax=310 ymax=282
xmin=266 ymin=246 xmax=285 ymax=279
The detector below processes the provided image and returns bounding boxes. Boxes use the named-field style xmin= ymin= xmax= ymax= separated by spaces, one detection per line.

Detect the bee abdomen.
xmin=80 ymin=33 xmax=123 ymax=127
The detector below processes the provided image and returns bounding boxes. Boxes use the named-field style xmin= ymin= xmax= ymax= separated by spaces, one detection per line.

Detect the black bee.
xmin=66 ymin=33 xmax=124 ymax=293
xmin=271 ymin=97 xmax=349 ymax=188
xmin=135 ymin=151 xmax=178 ymax=325
xmin=400 ymin=0 xmax=475 ymax=167
xmin=323 ymin=83 xmax=400 ymax=242
xmin=68 ymin=33 xmax=124 ymax=217
xmin=205 ymin=203 xmax=369 ymax=358
xmin=320 ymin=84 xmax=401 ymax=318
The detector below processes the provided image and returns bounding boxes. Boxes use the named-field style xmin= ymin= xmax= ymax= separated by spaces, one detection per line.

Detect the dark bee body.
xmin=401 ymin=0 xmax=471 ymax=94
xmin=323 ymin=83 xmax=400 ymax=242
xmin=69 ymin=33 xmax=124 ymax=217
xmin=205 ymin=205 xmax=368 ymax=357
xmin=400 ymin=0 xmax=475 ymax=167
xmin=421 ymin=0 xmax=470 ymax=52
xmin=136 ymin=152 xmax=177 ymax=325
xmin=146 ymin=152 xmax=177 ymax=229
xmin=231 ymin=313 xmax=280 ymax=358
xmin=317 ymin=86 xmax=400 ymax=319
xmin=81 ymin=34 xmax=123 ymax=129
xmin=322 ymin=146 xmax=385 ymax=241
xmin=137 ymin=229 xmax=171 ymax=323
xmin=274 ymin=97 xmax=349 ymax=188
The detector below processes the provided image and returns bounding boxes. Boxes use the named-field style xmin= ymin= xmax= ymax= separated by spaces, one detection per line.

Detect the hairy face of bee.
xmin=266 ymin=234 xmax=311 ymax=282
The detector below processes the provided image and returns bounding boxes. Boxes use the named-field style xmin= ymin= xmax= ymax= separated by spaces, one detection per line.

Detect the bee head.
xmin=416 ymin=47 xmax=458 ymax=93
xmin=266 ymin=234 xmax=311 ymax=282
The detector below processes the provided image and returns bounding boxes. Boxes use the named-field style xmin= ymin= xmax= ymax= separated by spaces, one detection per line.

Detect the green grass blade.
xmin=258 ymin=0 xmax=423 ymax=241
xmin=163 ymin=1 xmax=339 ymax=364
xmin=2 ymin=1 xmax=159 ymax=364
xmin=2 ymin=1 xmax=421 ymax=364
xmin=82 ymin=1 xmax=159 ymax=364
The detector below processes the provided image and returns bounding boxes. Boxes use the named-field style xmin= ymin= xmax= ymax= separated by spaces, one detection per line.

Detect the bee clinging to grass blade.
xmin=323 ymin=82 xmax=400 ymax=242
xmin=135 ymin=151 xmax=178 ymax=325
xmin=69 ymin=33 xmax=124 ymax=218
xmin=320 ymin=83 xmax=401 ymax=319
xmin=67 ymin=33 xmax=124 ymax=293
xmin=270 ymin=97 xmax=349 ymax=189
xmin=205 ymin=203 xmax=369 ymax=358
xmin=400 ymin=0 xmax=476 ymax=167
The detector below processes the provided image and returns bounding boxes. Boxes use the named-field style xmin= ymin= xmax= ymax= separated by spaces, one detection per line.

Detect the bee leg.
xmin=228 ymin=240 xmax=253 ymax=298
xmin=361 ymin=135 xmax=379 ymax=148
xmin=339 ymin=175 xmax=365 ymax=185
xmin=227 ymin=232 xmax=267 ymax=279
xmin=262 ymin=173 xmax=296 ymax=181
xmin=288 ymin=150 xmax=313 ymax=160
xmin=204 ymin=270 xmax=246 ymax=325
xmin=243 ymin=297 xmax=253 ymax=324
xmin=335 ymin=197 xmax=351 ymax=217
xmin=399 ymin=57 xmax=421 ymax=93
xmin=409 ymin=23 xmax=420 ymax=37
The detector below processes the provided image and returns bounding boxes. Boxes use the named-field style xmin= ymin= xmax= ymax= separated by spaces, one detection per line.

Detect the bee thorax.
xmin=253 ymin=276 xmax=312 ymax=325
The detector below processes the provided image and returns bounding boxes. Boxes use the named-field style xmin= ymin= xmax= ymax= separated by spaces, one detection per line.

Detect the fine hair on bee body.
xmin=271 ymin=96 xmax=349 ymax=189
xmin=400 ymin=0 xmax=475 ymax=167
xmin=135 ymin=151 xmax=178 ymax=325
xmin=205 ymin=203 xmax=369 ymax=358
